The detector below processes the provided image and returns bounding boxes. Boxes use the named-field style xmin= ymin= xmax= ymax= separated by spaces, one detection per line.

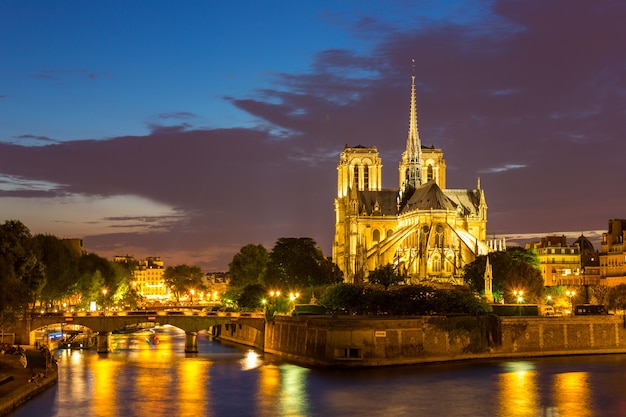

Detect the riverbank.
xmin=218 ymin=314 xmax=626 ymax=368
xmin=0 ymin=347 xmax=57 ymax=416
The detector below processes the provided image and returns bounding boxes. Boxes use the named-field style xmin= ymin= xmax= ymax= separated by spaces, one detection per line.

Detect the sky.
xmin=1 ymin=0 xmax=625 ymax=271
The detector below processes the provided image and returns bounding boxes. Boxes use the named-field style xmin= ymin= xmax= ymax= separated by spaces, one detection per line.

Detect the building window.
xmin=432 ymin=255 xmax=441 ymax=273
xmin=373 ymin=229 xmax=381 ymax=242
xmin=427 ymin=165 xmax=434 ymax=181
xmin=353 ymin=165 xmax=359 ymax=188
xmin=363 ymin=165 xmax=369 ymax=189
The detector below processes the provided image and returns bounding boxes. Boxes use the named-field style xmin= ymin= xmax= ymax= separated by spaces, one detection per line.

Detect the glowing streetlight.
xmin=513 ymin=290 xmax=524 ymax=316
xmin=289 ymin=292 xmax=300 ymax=302
xmin=566 ymin=290 xmax=576 ymax=316
xmin=269 ymin=290 xmax=281 ymax=298
xmin=102 ymin=288 xmax=108 ymax=311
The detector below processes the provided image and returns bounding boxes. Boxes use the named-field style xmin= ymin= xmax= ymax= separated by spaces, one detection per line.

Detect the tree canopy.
xmin=263 ymin=237 xmax=343 ymax=290
xmin=163 ymin=264 xmax=206 ymax=304
xmin=463 ymin=247 xmax=544 ymax=303
xmin=319 ymin=283 xmax=490 ymax=316
xmin=228 ymin=244 xmax=269 ymax=288
xmin=367 ymin=264 xmax=405 ymax=288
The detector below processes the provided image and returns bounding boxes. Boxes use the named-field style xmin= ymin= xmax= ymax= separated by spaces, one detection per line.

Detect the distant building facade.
xmin=134 ymin=257 xmax=167 ymax=301
xmin=332 ymin=69 xmax=489 ymax=284
xmin=114 ymin=256 xmax=168 ymax=302
xmin=526 ymin=235 xmax=582 ymax=287
xmin=600 ymin=219 xmax=626 ymax=286
xmin=526 ymin=234 xmax=601 ymax=288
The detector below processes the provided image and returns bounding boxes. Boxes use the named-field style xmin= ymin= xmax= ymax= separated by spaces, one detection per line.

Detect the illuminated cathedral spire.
xmin=401 ymin=59 xmax=422 ymax=192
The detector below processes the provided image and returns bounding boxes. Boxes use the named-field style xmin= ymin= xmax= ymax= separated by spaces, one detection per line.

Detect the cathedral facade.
xmin=332 ymin=72 xmax=489 ymax=284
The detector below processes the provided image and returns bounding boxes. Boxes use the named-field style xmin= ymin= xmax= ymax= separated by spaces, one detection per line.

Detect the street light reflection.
xmin=499 ymin=361 xmax=538 ymax=417
xmin=554 ymin=372 xmax=591 ymax=417
xmin=241 ymin=349 xmax=262 ymax=370
xmin=178 ymin=359 xmax=209 ymax=416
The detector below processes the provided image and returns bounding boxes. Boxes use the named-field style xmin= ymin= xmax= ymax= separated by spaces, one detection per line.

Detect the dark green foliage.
xmin=228 ymin=244 xmax=269 ymax=288
xmin=463 ymin=247 xmax=544 ymax=303
xmin=367 ymin=264 xmax=405 ymax=288
xmin=263 ymin=238 xmax=343 ymax=289
xmin=0 ymin=220 xmax=45 ymax=324
xmin=607 ymin=284 xmax=626 ymax=313
xmin=163 ymin=264 xmax=206 ymax=304
xmin=32 ymin=234 xmax=79 ymax=304
xmin=320 ymin=283 xmax=490 ymax=316
xmin=237 ymin=284 xmax=267 ymax=310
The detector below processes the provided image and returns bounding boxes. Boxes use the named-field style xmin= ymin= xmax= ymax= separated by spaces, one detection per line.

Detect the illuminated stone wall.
xmin=261 ymin=315 xmax=626 ymax=367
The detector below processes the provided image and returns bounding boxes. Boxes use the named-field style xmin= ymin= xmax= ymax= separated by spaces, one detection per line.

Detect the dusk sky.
xmin=1 ymin=1 xmax=625 ymax=271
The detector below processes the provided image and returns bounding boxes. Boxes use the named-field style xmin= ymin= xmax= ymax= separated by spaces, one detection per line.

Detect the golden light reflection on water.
xmin=258 ymin=364 xmax=281 ymax=417
xmin=498 ymin=361 xmax=539 ymax=417
xmin=553 ymin=372 xmax=591 ymax=417
xmin=256 ymin=363 xmax=310 ymax=416
xmin=91 ymin=357 xmax=122 ymax=417
xmin=279 ymin=364 xmax=310 ymax=417
xmin=58 ymin=349 xmax=90 ymax=407
xmin=178 ymin=359 xmax=209 ymax=417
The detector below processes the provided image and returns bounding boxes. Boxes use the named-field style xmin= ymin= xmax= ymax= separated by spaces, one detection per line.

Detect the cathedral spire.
xmin=402 ymin=59 xmax=422 ymax=191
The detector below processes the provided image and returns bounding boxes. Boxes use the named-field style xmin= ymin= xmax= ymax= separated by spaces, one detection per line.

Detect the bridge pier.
xmin=97 ymin=331 xmax=110 ymax=353
xmin=184 ymin=331 xmax=198 ymax=353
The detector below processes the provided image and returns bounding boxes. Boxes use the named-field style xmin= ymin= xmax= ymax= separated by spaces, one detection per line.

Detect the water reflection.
xmin=10 ymin=329 xmax=626 ymax=417
xmin=279 ymin=365 xmax=310 ymax=417
xmin=177 ymin=359 xmax=209 ymax=417
xmin=554 ymin=372 xmax=591 ymax=417
xmin=257 ymin=365 xmax=281 ymax=417
xmin=498 ymin=361 xmax=538 ymax=417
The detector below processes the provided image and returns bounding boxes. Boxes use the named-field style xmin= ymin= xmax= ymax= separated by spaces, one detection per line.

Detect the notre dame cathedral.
xmin=332 ymin=70 xmax=490 ymax=284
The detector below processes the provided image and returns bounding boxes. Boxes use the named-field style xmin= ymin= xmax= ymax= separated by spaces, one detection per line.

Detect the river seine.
xmin=9 ymin=325 xmax=626 ymax=417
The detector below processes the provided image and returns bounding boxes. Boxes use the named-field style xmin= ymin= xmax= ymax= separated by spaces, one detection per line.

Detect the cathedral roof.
xmin=357 ymin=190 xmax=399 ymax=216
xmin=402 ymin=180 xmax=457 ymax=213
xmin=355 ymin=180 xmax=483 ymax=217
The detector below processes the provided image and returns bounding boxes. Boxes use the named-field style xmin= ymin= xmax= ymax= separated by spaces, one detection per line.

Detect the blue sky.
xmin=1 ymin=0 xmax=625 ymax=270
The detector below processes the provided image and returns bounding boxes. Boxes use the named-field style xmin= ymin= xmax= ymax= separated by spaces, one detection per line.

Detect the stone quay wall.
xmin=223 ymin=314 xmax=626 ymax=367
xmin=212 ymin=321 xmax=265 ymax=351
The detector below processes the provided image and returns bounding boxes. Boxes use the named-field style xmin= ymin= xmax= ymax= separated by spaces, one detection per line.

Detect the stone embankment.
xmin=0 ymin=347 xmax=57 ymax=416
xmin=219 ymin=314 xmax=626 ymax=367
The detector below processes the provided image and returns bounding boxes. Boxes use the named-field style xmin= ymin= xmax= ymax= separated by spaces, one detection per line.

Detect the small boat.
xmin=145 ymin=332 xmax=160 ymax=346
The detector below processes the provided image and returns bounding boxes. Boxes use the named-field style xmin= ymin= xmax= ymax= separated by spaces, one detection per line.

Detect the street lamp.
xmin=566 ymin=290 xmax=576 ymax=316
xmin=513 ymin=290 xmax=524 ymax=316
xmin=102 ymin=288 xmax=108 ymax=311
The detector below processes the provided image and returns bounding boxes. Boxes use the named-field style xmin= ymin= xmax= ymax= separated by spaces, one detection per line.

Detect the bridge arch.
xmin=28 ymin=313 xmax=265 ymax=353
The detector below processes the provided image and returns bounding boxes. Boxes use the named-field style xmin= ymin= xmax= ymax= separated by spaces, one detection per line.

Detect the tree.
xmin=75 ymin=253 xmax=118 ymax=309
xmin=32 ymin=234 xmax=79 ymax=308
xmin=367 ymin=264 xmax=405 ymax=288
xmin=264 ymin=238 xmax=343 ymax=289
xmin=463 ymin=247 xmax=544 ymax=303
xmin=236 ymin=284 xmax=267 ymax=310
xmin=228 ymin=244 xmax=269 ymax=288
xmin=607 ymin=284 xmax=626 ymax=314
xmin=319 ymin=283 xmax=367 ymax=315
xmin=163 ymin=264 xmax=206 ymax=304
xmin=0 ymin=220 xmax=45 ymax=323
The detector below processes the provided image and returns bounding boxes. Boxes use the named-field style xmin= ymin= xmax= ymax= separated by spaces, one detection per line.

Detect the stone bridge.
xmin=29 ymin=312 xmax=265 ymax=353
